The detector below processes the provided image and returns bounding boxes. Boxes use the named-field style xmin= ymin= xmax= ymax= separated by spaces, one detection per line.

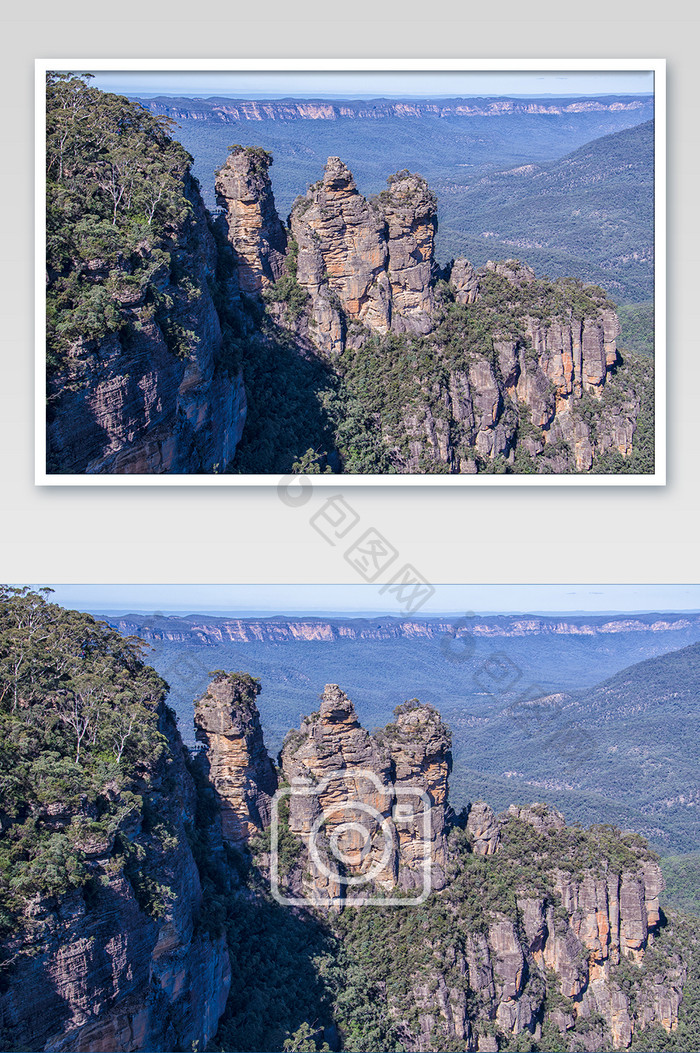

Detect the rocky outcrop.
xmin=378 ymin=172 xmax=437 ymax=334
xmin=288 ymin=159 xmax=438 ymax=352
xmin=194 ymin=672 xmax=277 ymax=845
xmin=215 ymin=146 xmax=287 ymax=293
xmin=46 ymin=174 xmax=247 ymax=475
xmin=0 ymin=703 xmax=230 ymax=1053
xmin=290 ymin=158 xmax=391 ymax=348
xmin=278 ymin=686 xmax=452 ymax=905
xmin=451 ymin=258 xmax=480 ymax=304
xmin=466 ymin=801 xmax=500 ymax=855
xmin=381 ymin=254 xmax=635 ymax=473
xmin=374 ymin=796 xmax=683 ymax=1053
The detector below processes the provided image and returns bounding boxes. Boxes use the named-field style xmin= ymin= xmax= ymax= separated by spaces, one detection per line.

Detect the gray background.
xmin=2 ymin=2 xmax=697 ymax=592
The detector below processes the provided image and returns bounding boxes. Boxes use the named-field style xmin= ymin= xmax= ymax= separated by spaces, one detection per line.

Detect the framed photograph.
xmin=36 ymin=59 xmax=665 ymax=485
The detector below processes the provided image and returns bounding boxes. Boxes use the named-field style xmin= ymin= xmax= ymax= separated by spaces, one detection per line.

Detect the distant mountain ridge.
xmin=108 ymin=610 xmax=698 ymax=645
xmin=136 ymin=93 xmax=654 ymax=122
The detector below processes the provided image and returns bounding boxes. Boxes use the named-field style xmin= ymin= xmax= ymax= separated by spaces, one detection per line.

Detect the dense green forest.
xmin=46 ymin=73 xmax=198 ymax=373
xmin=0 ymin=586 xmax=168 ymax=934
xmin=618 ymin=302 xmax=655 ymax=357
xmin=435 ymin=121 xmax=655 ymax=306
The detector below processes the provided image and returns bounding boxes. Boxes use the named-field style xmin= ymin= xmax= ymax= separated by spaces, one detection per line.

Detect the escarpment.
xmin=45 ymin=75 xmax=253 ymax=476
xmin=0 ymin=597 xmax=231 ymax=1053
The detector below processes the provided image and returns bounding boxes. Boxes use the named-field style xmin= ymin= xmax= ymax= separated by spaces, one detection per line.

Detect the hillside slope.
xmin=456 ymin=641 xmax=700 ymax=854
xmin=436 ymin=120 xmax=655 ymax=306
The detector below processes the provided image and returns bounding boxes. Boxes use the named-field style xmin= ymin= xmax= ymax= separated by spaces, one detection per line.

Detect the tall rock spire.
xmin=194 ymin=672 xmax=278 ymax=845
xmin=215 ymin=146 xmax=287 ymax=293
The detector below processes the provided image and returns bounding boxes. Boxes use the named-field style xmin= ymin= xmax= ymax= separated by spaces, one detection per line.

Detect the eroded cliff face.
xmin=417 ymin=804 xmax=683 ymax=1053
xmin=445 ymin=258 xmax=631 ymax=472
xmin=0 ymin=704 xmax=230 ymax=1053
xmin=193 ymin=673 xmax=278 ymax=845
xmin=46 ymin=174 xmax=246 ymax=475
xmin=278 ymin=686 xmax=452 ymax=905
xmin=204 ymin=149 xmax=649 ymax=474
xmin=393 ymin=257 xmax=634 ymax=474
xmin=285 ymin=160 xmax=437 ymax=351
xmin=109 ymin=611 xmax=698 ymax=647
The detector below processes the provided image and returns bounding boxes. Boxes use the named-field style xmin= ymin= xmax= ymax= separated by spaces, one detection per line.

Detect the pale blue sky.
xmin=31 ymin=584 xmax=700 ymax=617
xmin=84 ymin=69 xmax=655 ymax=100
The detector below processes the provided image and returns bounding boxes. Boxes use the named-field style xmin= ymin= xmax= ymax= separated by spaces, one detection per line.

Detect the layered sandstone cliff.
xmin=0 ymin=703 xmax=230 ymax=1053
xmin=286 ymin=159 xmax=437 ymax=351
xmin=142 ymin=96 xmax=654 ymax=124
xmin=194 ymin=673 xmax=278 ymax=845
xmin=110 ymin=611 xmax=698 ymax=647
xmin=47 ymin=173 xmax=246 ymax=475
xmin=278 ymin=686 xmax=452 ymax=905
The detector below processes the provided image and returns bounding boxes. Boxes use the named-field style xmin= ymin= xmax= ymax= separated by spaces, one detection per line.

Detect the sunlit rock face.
xmin=279 ymin=685 xmax=452 ymax=905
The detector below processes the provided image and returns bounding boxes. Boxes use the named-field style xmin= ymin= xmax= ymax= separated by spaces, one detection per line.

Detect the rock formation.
xmin=286 ymin=161 xmax=438 ymax=351
xmin=194 ymin=672 xmax=278 ymax=845
xmin=374 ymin=171 xmax=438 ymax=334
xmin=466 ymin=801 xmax=500 ymax=855
xmin=196 ymin=683 xmax=681 ymax=1052
xmin=46 ymin=174 xmax=247 ymax=475
xmin=0 ymin=702 xmax=230 ymax=1053
xmin=380 ymin=803 xmax=681 ymax=1053
xmin=380 ymin=254 xmax=634 ymax=473
xmin=214 ymin=146 xmax=287 ymax=293
xmin=212 ymin=147 xmax=643 ymax=475
xmin=278 ymin=686 xmax=452 ymax=905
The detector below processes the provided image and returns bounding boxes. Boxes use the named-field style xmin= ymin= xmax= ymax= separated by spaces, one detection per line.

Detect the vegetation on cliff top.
xmin=0 ymin=586 xmax=169 ymax=934
xmin=46 ymin=73 xmax=200 ymax=372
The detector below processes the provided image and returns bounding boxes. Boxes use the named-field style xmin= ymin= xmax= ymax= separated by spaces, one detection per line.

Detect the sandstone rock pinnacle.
xmin=215 ymin=146 xmax=287 ymax=293
xmin=194 ymin=672 xmax=278 ymax=844
xmin=279 ymin=686 xmax=452 ymax=904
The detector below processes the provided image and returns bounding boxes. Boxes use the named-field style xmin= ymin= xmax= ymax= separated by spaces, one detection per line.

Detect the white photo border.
xmin=35 ymin=57 xmax=666 ymax=487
